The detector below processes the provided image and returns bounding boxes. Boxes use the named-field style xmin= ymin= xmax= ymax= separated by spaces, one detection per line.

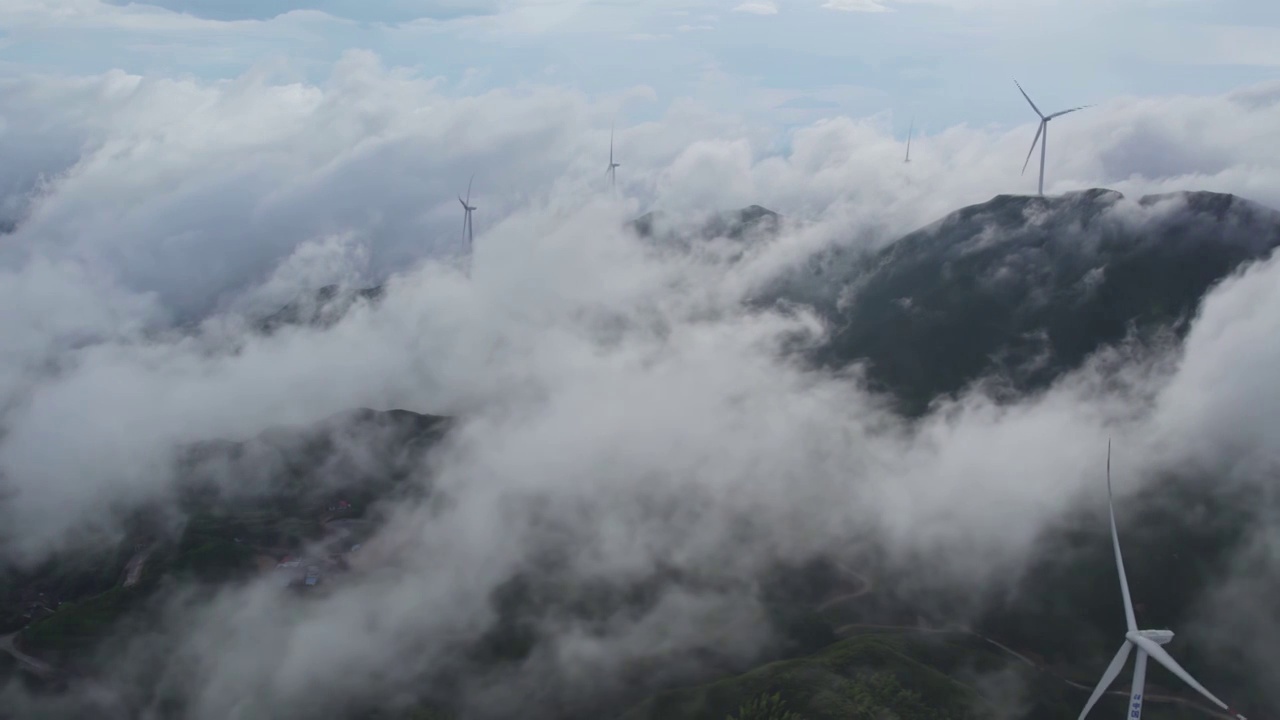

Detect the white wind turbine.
xmin=1015 ymin=80 xmax=1088 ymax=196
xmin=1078 ymin=441 xmax=1248 ymax=720
xmin=904 ymin=116 xmax=913 ymax=164
xmin=607 ymin=122 xmax=621 ymax=192
xmin=459 ymin=175 xmax=476 ymax=277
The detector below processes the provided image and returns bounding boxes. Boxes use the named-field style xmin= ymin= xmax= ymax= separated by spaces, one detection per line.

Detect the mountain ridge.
xmin=7 ymin=180 xmax=1280 ymax=716
xmin=254 ymin=189 xmax=1280 ymax=419
xmin=774 ymin=188 xmax=1280 ymax=414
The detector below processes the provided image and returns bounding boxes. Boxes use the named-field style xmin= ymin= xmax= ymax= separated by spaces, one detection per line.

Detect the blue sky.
xmin=3 ymin=0 xmax=1278 ymax=138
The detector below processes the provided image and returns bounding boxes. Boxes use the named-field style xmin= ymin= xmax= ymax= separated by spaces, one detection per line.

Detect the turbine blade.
xmin=1134 ymin=638 xmax=1233 ymax=712
xmin=1128 ymin=648 xmax=1148 ymax=720
xmin=1021 ymin=121 xmax=1044 ymax=175
xmin=1108 ymin=440 xmax=1139 ymax=632
xmin=1047 ymin=104 xmax=1091 ymax=120
xmin=466 ymin=174 xmax=474 ymax=204
xmin=459 ymin=196 xmax=466 ymax=208
xmin=1014 ymin=80 xmax=1044 ymax=118
xmin=905 ymin=118 xmax=913 ymax=162
xmin=1076 ymin=641 xmax=1133 ymax=720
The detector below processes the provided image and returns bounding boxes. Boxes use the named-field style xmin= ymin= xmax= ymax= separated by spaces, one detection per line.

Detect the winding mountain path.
xmin=0 ymin=632 xmax=56 ymax=679
xmin=815 ymin=562 xmax=874 ymax=611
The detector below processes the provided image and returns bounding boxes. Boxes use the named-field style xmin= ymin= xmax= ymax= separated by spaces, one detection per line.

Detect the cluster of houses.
xmin=18 ymin=593 xmax=57 ymax=623
xmin=272 ymin=502 xmax=365 ymax=591
xmin=273 ymin=554 xmax=353 ymax=589
xmin=273 ymin=556 xmax=319 ymax=588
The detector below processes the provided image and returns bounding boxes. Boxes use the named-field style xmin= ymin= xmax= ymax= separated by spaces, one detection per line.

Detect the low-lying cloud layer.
xmin=1 ymin=53 xmax=1279 ymax=718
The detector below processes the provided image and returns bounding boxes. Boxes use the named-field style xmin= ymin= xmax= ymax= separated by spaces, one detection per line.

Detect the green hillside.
xmin=619 ymin=630 xmax=1216 ymax=720
xmin=771 ymin=190 xmax=1280 ymax=415
xmin=3 ymin=192 xmax=1275 ymax=719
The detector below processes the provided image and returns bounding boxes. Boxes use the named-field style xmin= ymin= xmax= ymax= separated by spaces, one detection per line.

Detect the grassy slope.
xmin=619 ymin=633 xmax=992 ymax=720
xmin=16 ymin=511 xmax=288 ymax=657
xmin=618 ymin=631 xmax=1211 ymax=720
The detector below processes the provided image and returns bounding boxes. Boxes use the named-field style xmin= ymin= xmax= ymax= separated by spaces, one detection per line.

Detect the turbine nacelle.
xmin=458 ymin=175 xmax=476 ymax=277
xmin=1132 ymin=629 xmax=1174 ymax=646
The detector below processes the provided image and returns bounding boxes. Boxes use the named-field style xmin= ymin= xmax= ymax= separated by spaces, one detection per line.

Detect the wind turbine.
xmin=607 ymin=122 xmax=621 ymax=192
xmin=904 ymin=116 xmax=913 ymax=163
xmin=459 ymin=175 xmax=476 ymax=277
xmin=1015 ymin=80 xmax=1088 ymax=196
xmin=1078 ymin=441 xmax=1248 ymax=720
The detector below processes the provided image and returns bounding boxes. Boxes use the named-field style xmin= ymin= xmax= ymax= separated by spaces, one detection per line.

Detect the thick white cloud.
xmin=1148 ymin=250 xmax=1280 ymax=475
xmin=3 ymin=48 xmax=1280 ymax=559
xmin=2 ymin=52 xmax=1280 ymax=716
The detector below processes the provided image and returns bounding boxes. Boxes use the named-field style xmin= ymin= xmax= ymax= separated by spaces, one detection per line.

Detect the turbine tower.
xmin=459 ymin=175 xmax=476 ymax=277
xmin=1015 ymin=80 xmax=1087 ymax=196
xmin=1078 ymin=441 xmax=1248 ymax=720
xmin=904 ymin=116 xmax=913 ymax=163
xmin=607 ymin=122 xmax=621 ymax=192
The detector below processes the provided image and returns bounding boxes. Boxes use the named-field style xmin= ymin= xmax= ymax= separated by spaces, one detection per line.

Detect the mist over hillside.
xmin=2 ymin=185 xmax=1278 ymax=719
xmin=772 ymin=188 xmax=1280 ymax=415
xmin=2 ymin=49 xmax=1280 ymax=720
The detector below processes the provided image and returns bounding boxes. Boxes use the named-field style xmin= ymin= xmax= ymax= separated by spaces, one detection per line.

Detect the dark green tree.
xmin=726 ymin=691 xmax=803 ymax=720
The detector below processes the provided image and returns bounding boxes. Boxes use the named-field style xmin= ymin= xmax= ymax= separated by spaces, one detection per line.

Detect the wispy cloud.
xmin=733 ymin=1 xmax=778 ymax=15
xmin=821 ymin=0 xmax=892 ymax=12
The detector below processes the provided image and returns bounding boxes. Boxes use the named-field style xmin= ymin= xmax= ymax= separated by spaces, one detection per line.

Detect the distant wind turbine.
xmin=607 ymin=122 xmax=621 ymax=192
xmin=1077 ymin=441 xmax=1249 ymax=720
xmin=1015 ymin=80 xmax=1088 ymax=196
xmin=904 ymin=116 xmax=913 ymax=163
xmin=459 ymin=175 xmax=476 ymax=277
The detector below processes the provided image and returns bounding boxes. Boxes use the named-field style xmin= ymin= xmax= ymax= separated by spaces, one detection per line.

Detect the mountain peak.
xmin=627 ymin=205 xmax=781 ymax=243
xmin=257 ymin=284 xmax=385 ymax=334
xmin=783 ymin=188 xmax=1280 ymax=415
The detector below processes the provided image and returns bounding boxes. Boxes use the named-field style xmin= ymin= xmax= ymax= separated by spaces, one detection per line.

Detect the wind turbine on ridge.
xmin=904 ymin=116 xmax=913 ymax=163
xmin=459 ymin=175 xmax=476 ymax=277
xmin=1078 ymin=441 xmax=1248 ymax=720
xmin=607 ymin=122 xmax=621 ymax=192
xmin=1015 ymin=80 xmax=1088 ymax=196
